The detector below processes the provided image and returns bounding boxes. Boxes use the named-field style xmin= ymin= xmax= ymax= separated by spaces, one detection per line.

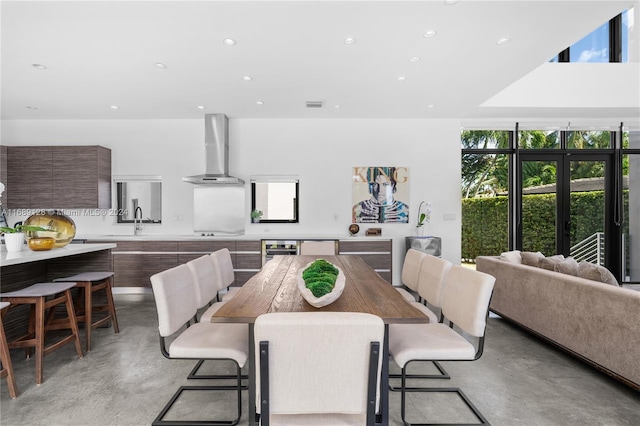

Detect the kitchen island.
xmin=1 ymin=243 xmax=116 ymax=267
xmin=0 ymin=243 xmax=115 ymax=340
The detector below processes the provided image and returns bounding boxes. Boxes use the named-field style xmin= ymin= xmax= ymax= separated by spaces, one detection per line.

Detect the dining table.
xmin=211 ymin=254 xmax=430 ymax=426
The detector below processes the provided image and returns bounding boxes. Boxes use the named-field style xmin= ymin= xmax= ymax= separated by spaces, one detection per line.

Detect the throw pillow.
xmin=577 ymin=261 xmax=620 ymax=286
xmin=499 ymin=250 xmax=521 ymax=264
xmin=554 ymin=257 xmax=579 ymax=276
xmin=520 ymin=251 xmax=544 ymax=267
xmin=539 ymin=254 xmax=565 ymax=271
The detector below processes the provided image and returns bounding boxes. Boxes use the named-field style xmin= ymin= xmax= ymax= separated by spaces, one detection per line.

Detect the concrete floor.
xmin=1 ymin=294 xmax=639 ymax=426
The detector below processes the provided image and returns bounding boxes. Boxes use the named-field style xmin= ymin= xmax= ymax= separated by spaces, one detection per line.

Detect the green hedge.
xmin=461 ymin=191 xmax=628 ymax=262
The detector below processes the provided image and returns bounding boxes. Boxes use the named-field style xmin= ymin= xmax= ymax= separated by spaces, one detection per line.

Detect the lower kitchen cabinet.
xmin=86 ymin=239 xmax=262 ymax=288
xmin=338 ymin=239 xmax=392 ymax=283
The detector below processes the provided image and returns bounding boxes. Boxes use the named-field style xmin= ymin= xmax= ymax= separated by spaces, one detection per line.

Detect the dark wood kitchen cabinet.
xmin=2 ymin=145 xmax=111 ymax=209
xmin=86 ymin=239 xmax=262 ymax=288
xmin=338 ymin=239 xmax=393 ymax=283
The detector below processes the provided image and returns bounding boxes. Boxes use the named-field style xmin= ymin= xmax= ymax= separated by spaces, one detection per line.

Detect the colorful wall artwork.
xmin=352 ymin=166 xmax=409 ymax=223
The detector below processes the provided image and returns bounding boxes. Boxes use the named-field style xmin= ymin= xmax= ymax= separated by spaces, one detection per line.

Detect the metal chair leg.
xmin=390 ymin=360 xmax=450 ymax=391
xmin=152 ymin=361 xmax=243 ymax=426
xmin=187 ymin=359 xmax=248 ymax=389
xmin=399 ymin=366 xmax=490 ymax=426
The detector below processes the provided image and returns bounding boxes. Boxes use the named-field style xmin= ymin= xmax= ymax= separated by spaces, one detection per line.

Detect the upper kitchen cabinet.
xmin=2 ymin=145 xmax=112 ymax=209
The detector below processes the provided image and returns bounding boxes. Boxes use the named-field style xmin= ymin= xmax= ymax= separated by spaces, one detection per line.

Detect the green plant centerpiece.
xmin=302 ymin=259 xmax=339 ymax=297
xmin=297 ymin=258 xmax=346 ymax=308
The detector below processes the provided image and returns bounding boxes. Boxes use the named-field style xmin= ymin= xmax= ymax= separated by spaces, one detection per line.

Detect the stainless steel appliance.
xmin=193 ymin=185 xmax=245 ymax=235
xmin=183 ymin=114 xmax=244 ymax=185
xmin=262 ymin=239 xmax=299 ymax=265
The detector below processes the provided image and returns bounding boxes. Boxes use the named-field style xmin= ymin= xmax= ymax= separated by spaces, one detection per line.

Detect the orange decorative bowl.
xmin=28 ymin=237 xmax=56 ymax=251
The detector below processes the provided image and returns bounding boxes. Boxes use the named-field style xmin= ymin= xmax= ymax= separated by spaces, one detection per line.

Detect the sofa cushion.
xmin=554 ymin=257 xmax=579 ymax=276
xmin=521 ymin=251 xmax=544 ymax=267
xmin=539 ymin=254 xmax=565 ymax=271
xmin=499 ymin=250 xmax=521 ymax=264
xmin=577 ymin=261 xmax=619 ymax=286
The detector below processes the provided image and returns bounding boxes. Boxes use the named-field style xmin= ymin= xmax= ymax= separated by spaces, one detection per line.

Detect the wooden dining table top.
xmin=211 ymin=254 xmax=429 ymax=324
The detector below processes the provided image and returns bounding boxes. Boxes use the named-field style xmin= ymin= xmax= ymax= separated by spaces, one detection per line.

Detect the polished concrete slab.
xmin=1 ymin=294 xmax=638 ymax=425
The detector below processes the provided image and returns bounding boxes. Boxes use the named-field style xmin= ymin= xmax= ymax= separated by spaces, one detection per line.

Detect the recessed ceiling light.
xmin=197 ymin=105 xmax=206 ymax=110
xmin=423 ymin=30 xmax=437 ymax=38
xmin=223 ymin=38 xmax=236 ymax=46
xmin=243 ymin=76 xmax=252 ymax=81
xmin=397 ymin=76 xmax=407 ymax=81
xmin=32 ymin=64 xmax=47 ymax=70
xmin=256 ymin=101 xmax=264 ymax=105
xmin=333 ymin=104 xmax=341 ymax=109
xmin=427 ymin=104 xmax=435 ymax=109
xmin=154 ymin=62 xmax=167 ymax=69
xmin=344 ymin=37 xmax=356 ymax=45
xmin=496 ymin=37 xmax=511 ymax=45
xmin=409 ymin=56 xmax=420 ymax=63
xmin=110 ymin=105 xmax=119 ymax=110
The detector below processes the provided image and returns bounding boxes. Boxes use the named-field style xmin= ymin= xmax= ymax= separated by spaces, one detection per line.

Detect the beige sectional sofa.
xmin=476 ymin=255 xmax=640 ymax=390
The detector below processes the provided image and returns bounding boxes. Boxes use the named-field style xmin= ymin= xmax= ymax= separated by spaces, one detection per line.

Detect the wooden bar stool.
xmin=1 ymin=301 xmax=18 ymax=398
xmin=53 ymin=272 xmax=119 ymax=352
xmin=0 ymin=282 xmax=84 ymax=385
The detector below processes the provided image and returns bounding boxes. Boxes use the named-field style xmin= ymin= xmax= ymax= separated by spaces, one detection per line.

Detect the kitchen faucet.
xmin=134 ymin=207 xmax=143 ymax=236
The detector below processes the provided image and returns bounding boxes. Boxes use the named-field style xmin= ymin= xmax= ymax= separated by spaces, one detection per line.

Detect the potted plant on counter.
xmin=1 ymin=224 xmax=47 ymax=252
xmin=251 ymin=209 xmax=263 ymax=223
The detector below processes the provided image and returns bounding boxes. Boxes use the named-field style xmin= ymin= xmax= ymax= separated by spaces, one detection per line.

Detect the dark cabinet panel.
xmin=177 ymin=240 xmax=236 ymax=252
xmin=27 ymin=147 xmax=53 ymax=208
xmin=236 ymin=240 xmax=261 ymax=252
xmin=88 ymin=239 xmax=261 ymax=288
xmin=5 ymin=145 xmax=111 ymax=209
xmin=339 ymin=240 xmax=392 ymax=253
xmin=141 ymin=241 xmax=178 ymax=252
xmin=353 ymin=253 xmax=391 ymax=271
xmin=52 ymin=146 xmax=76 ymax=207
xmin=6 ymin=147 xmax=31 ymax=208
xmin=0 ymin=146 xmax=7 ymax=198
xmin=338 ymin=239 xmax=392 ymax=283
xmin=113 ymin=253 xmax=178 ymax=288
xmin=236 ymin=253 xmax=262 ymax=269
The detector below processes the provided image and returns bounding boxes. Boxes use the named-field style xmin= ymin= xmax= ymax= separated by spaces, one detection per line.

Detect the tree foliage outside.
xmin=461 ymin=129 xmax=628 ymax=199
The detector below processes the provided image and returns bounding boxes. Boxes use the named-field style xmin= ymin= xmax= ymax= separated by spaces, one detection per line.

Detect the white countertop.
xmin=77 ymin=234 xmax=391 ymax=242
xmin=0 ymin=243 xmax=117 ymax=267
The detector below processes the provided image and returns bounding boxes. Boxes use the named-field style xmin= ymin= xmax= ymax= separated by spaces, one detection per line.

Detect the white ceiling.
xmin=1 ymin=0 xmax=636 ymax=120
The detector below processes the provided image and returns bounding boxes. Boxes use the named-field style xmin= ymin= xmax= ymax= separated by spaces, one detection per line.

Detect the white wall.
xmin=1 ymin=118 xmax=462 ymax=284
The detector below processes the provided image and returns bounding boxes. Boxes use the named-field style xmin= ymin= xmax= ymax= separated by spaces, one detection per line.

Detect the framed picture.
xmin=352 ymin=166 xmax=409 ymax=223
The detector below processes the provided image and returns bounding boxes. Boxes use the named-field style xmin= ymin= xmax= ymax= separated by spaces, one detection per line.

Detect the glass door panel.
xmin=569 ymin=160 xmax=606 ymax=265
xmin=520 ymin=159 xmax=558 ymax=255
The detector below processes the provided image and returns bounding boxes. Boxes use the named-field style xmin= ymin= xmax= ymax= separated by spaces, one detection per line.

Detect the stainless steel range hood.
xmin=182 ymin=114 xmax=245 ymax=185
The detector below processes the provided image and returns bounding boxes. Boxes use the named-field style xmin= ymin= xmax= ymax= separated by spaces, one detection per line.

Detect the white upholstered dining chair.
xmin=390 ymin=254 xmax=454 ymax=389
xmin=186 ymin=254 xmax=226 ymax=322
xmin=186 ymin=254 xmax=242 ymax=381
xmin=212 ymin=248 xmax=241 ymax=302
xmin=150 ymin=264 xmax=248 ymax=426
xmin=254 ymin=312 xmax=384 ymax=426
xmin=299 ymin=240 xmax=337 ymax=255
xmin=389 ymin=265 xmax=495 ymax=426
xmin=413 ymin=254 xmax=453 ymax=324
xmin=396 ymin=249 xmax=427 ymax=303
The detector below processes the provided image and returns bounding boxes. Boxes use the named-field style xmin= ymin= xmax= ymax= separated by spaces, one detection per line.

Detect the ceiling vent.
xmin=306 ymin=101 xmax=324 ymax=108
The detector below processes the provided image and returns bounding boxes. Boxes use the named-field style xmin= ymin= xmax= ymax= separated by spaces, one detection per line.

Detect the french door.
xmin=517 ymin=153 xmax=618 ymax=274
